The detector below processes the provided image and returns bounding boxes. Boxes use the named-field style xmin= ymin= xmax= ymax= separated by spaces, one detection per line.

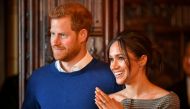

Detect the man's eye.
xmin=50 ymin=32 xmax=55 ymax=37
xmin=60 ymin=33 xmax=67 ymax=39
xmin=109 ymin=58 xmax=114 ymax=62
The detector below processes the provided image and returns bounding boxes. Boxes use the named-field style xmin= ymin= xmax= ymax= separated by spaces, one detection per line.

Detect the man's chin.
xmin=53 ymin=56 xmax=64 ymax=61
xmin=54 ymin=56 xmax=69 ymax=62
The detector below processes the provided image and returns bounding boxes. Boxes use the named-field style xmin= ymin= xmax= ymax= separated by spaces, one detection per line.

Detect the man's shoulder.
xmin=91 ymin=58 xmax=109 ymax=67
xmin=87 ymin=58 xmax=112 ymax=75
xmin=29 ymin=61 xmax=56 ymax=79
xmin=35 ymin=61 xmax=55 ymax=71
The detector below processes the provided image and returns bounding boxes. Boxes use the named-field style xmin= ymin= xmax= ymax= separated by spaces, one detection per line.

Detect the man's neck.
xmin=58 ymin=50 xmax=93 ymax=72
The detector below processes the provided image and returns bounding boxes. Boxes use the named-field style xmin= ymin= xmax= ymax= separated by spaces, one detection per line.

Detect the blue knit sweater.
xmin=22 ymin=59 xmax=121 ymax=109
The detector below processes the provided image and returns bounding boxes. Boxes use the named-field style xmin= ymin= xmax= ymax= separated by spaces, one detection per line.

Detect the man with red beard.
xmin=22 ymin=3 xmax=121 ymax=109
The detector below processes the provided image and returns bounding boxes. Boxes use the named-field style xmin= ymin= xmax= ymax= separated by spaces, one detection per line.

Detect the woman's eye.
xmin=118 ymin=57 xmax=125 ymax=60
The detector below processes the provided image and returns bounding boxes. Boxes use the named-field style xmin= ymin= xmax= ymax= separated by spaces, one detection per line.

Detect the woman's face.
xmin=109 ymin=41 xmax=141 ymax=85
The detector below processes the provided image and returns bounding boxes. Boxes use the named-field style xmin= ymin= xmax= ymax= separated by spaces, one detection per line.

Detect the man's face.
xmin=50 ymin=17 xmax=81 ymax=62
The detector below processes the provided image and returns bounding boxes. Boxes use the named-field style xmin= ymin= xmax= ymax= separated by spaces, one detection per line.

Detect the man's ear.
xmin=78 ymin=29 xmax=88 ymax=43
xmin=139 ymin=55 xmax=147 ymax=67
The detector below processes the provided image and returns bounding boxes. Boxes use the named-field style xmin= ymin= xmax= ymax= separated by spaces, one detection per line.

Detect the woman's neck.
xmin=124 ymin=72 xmax=156 ymax=99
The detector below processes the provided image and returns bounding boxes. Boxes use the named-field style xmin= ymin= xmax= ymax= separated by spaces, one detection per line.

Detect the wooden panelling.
xmin=18 ymin=0 xmax=190 ymax=108
xmin=121 ymin=0 xmax=190 ymax=89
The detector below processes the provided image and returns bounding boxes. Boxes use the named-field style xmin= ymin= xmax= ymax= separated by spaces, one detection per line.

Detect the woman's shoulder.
xmin=153 ymin=86 xmax=170 ymax=98
xmin=163 ymin=91 xmax=180 ymax=102
xmin=154 ymin=89 xmax=179 ymax=101
xmin=152 ymin=87 xmax=180 ymax=108
xmin=153 ymin=85 xmax=179 ymax=99
xmin=153 ymin=91 xmax=180 ymax=108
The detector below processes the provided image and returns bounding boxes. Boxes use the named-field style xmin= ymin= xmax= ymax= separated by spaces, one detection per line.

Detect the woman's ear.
xmin=139 ymin=55 xmax=147 ymax=67
xmin=78 ymin=29 xmax=88 ymax=43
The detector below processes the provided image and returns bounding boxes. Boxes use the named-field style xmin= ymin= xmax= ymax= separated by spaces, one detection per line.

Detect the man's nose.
xmin=51 ymin=35 xmax=61 ymax=45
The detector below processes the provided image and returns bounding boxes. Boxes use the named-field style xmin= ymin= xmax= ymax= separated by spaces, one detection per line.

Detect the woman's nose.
xmin=110 ymin=60 xmax=119 ymax=70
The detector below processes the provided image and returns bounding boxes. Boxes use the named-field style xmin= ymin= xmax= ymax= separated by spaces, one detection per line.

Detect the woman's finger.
xmin=95 ymin=87 xmax=110 ymax=103
xmin=95 ymin=98 xmax=106 ymax=109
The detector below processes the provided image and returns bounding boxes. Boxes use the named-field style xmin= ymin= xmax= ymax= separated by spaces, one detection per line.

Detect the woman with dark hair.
xmin=95 ymin=31 xmax=180 ymax=109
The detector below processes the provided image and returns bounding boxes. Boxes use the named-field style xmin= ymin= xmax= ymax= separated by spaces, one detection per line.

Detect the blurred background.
xmin=0 ymin=0 xmax=190 ymax=109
